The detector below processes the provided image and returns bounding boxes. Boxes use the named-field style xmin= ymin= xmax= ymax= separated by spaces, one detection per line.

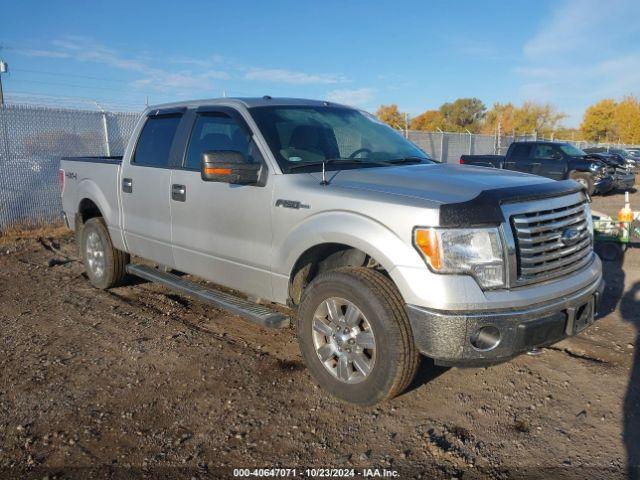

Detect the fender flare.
xmin=273 ymin=211 xmax=426 ymax=299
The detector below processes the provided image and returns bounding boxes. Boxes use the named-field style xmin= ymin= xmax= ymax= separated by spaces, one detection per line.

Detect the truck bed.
xmin=61 ymin=156 xmax=123 ymax=164
xmin=60 ymin=155 xmax=123 ymax=237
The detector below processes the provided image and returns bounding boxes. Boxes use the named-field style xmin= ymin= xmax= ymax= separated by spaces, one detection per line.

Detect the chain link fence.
xmin=0 ymin=103 xmax=637 ymax=230
xmin=407 ymin=130 xmax=633 ymax=163
xmin=0 ymin=104 xmax=139 ymax=229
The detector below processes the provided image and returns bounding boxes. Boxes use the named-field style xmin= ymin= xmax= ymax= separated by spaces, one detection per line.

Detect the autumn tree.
xmin=410 ymin=110 xmax=445 ymax=131
xmin=482 ymin=103 xmax=518 ymax=134
xmin=484 ymin=101 xmax=565 ymax=136
xmin=613 ymin=96 xmax=640 ymax=144
xmin=439 ymin=98 xmax=486 ymax=132
xmin=580 ymin=99 xmax=618 ymax=142
xmin=375 ymin=104 xmax=406 ymax=130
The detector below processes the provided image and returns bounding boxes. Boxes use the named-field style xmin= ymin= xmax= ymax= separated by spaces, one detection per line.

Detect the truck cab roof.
xmin=145 ymin=97 xmax=349 ymax=111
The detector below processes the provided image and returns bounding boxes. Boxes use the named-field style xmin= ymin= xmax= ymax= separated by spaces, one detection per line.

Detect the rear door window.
xmin=133 ymin=115 xmax=182 ymax=167
xmin=510 ymin=144 xmax=532 ymax=158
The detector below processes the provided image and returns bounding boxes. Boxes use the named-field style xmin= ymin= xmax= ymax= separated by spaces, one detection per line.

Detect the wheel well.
xmin=77 ymin=198 xmax=102 ymax=223
xmin=288 ymin=243 xmax=382 ymax=306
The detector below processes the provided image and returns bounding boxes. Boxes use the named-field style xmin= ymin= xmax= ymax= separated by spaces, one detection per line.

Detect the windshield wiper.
xmin=287 ymin=158 xmax=387 ymax=172
xmin=386 ymin=156 xmax=429 ymax=164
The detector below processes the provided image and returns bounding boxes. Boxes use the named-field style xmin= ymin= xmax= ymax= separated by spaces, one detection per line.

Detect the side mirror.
xmin=201 ymin=151 xmax=260 ymax=184
xmin=550 ymin=152 xmax=562 ymax=160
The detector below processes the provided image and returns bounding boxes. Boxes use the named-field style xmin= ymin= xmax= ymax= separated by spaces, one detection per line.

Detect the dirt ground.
xmin=0 ymin=190 xmax=638 ymax=480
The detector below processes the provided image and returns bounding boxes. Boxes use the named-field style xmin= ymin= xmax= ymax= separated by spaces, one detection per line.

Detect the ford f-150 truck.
xmin=460 ymin=141 xmax=617 ymax=196
xmin=60 ymin=98 xmax=604 ymax=405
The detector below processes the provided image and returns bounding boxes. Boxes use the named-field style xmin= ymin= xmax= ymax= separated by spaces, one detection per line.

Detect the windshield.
xmin=559 ymin=144 xmax=587 ymax=157
xmin=249 ymin=105 xmax=433 ymax=172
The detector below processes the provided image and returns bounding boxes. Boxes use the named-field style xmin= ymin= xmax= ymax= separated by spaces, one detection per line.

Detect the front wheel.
xmin=569 ymin=171 xmax=595 ymax=196
xmin=297 ymin=267 xmax=419 ymax=405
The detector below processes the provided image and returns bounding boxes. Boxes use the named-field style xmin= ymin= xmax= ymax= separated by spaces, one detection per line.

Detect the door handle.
xmin=122 ymin=178 xmax=133 ymax=193
xmin=171 ymin=184 xmax=186 ymax=202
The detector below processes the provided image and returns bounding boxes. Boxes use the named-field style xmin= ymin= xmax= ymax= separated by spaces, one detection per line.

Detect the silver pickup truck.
xmin=60 ymin=97 xmax=604 ymax=405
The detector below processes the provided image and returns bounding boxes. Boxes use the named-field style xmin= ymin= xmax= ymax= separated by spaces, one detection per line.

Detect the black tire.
xmin=595 ymin=241 xmax=623 ymax=262
xmin=297 ymin=267 xmax=419 ymax=405
xmin=81 ymin=217 xmax=129 ymax=289
xmin=569 ymin=171 xmax=595 ymax=196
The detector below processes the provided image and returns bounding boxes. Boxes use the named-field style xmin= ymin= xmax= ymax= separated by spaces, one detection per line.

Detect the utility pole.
xmin=0 ymin=59 xmax=8 ymax=106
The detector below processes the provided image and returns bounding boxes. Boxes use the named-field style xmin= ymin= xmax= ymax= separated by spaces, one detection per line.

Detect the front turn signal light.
xmin=414 ymin=228 xmax=441 ymax=270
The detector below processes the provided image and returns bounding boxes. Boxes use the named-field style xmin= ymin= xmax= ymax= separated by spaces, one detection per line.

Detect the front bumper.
xmin=406 ymin=275 xmax=605 ymax=367
xmin=594 ymin=176 xmax=615 ymax=194
xmin=614 ymin=173 xmax=636 ymax=190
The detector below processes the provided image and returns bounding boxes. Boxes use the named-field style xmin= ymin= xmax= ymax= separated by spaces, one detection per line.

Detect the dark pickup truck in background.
xmin=460 ymin=141 xmax=631 ymax=195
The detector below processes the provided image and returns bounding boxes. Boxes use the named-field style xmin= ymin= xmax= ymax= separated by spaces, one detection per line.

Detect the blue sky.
xmin=2 ymin=0 xmax=639 ymax=125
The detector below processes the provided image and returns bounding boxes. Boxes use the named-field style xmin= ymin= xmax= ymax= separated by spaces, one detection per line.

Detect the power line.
xmin=14 ymin=78 xmax=131 ymax=93
xmin=12 ymin=67 xmax=132 ymax=84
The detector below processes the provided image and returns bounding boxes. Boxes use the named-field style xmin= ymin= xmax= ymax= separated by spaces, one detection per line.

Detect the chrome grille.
xmin=511 ymin=199 xmax=593 ymax=285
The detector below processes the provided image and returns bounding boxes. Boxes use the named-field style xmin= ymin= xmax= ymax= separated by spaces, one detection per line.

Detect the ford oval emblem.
xmin=561 ymin=228 xmax=581 ymax=246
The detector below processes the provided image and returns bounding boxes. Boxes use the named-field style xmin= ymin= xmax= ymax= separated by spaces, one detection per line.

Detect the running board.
xmin=125 ymin=264 xmax=289 ymax=329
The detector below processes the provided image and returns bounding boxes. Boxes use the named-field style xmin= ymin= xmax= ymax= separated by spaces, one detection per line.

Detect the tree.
xmin=580 ymin=99 xmax=618 ymax=142
xmin=375 ymin=104 xmax=406 ymax=130
xmin=512 ymin=102 xmax=566 ymax=137
xmin=410 ymin=110 xmax=445 ymax=131
xmin=613 ymin=96 xmax=640 ymax=144
xmin=482 ymin=102 xmax=518 ymax=134
xmin=439 ymin=98 xmax=486 ymax=132
xmin=483 ymin=101 xmax=565 ymax=136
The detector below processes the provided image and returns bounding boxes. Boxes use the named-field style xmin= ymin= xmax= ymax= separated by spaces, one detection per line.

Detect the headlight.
xmin=584 ymin=202 xmax=594 ymax=238
xmin=413 ymin=227 xmax=505 ymax=288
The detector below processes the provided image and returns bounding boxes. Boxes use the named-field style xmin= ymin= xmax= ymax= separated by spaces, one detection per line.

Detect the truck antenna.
xmin=320 ymin=161 xmax=329 ymax=186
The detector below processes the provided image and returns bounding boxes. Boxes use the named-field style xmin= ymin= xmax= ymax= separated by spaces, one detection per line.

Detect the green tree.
xmin=375 ymin=104 xmax=406 ymax=130
xmin=439 ymin=98 xmax=486 ymax=132
xmin=580 ymin=99 xmax=618 ymax=142
xmin=410 ymin=110 xmax=445 ymax=131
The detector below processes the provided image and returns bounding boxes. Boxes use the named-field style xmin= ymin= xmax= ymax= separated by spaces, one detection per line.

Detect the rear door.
xmin=509 ymin=144 xmax=534 ymax=173
xmin=170 ymin=106 xmax=274 ymax=299
xmin=531 ymin=144 xmax=566 ymax=180
xmin=121 ymin=108 xmax=184 ymax=267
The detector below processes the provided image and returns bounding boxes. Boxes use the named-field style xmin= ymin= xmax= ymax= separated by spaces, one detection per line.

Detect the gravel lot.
xmin=0 ymin=189 xmax=638 ymax=479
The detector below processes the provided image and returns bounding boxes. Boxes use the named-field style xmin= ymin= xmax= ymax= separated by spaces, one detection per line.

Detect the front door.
xmin=121 ymin=111 xmax=183 ymax=267
xmin=531 ymin=144 xmax=566 ymax=180
xmin=170 ymin=109 xmax=274 ymax=299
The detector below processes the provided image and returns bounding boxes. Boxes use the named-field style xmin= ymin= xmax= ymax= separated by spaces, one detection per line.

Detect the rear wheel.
xmin=297 ymin=267 xmax=419 ymax=405
xmin=81 ymin=217 xmax=129 ymax=289
xmin=569 ymin=171 xmax=595 ymax=196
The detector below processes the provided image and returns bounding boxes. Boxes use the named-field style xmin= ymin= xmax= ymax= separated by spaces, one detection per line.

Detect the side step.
xmin=125 ymin=264 xmax=290 ymax=329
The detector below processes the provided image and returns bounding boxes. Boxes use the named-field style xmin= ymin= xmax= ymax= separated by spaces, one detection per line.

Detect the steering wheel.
xmin=349 ymin=148 xmax=373 ymax=159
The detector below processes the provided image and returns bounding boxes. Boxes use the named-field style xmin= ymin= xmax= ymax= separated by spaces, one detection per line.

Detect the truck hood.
xmin=320 ymin=163 xmax=553 ymax=205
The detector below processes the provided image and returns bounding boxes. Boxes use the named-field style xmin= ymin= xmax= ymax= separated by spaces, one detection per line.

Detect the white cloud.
xmin=12 ymin=37 xmax=351 ymax=98
xmin=244 ymin=68 xmax=346 ymax=85
xmin=515 ymin=0 xmax=640 ymax=125
xmin=325 ymin=88 xmax=376 ymax=108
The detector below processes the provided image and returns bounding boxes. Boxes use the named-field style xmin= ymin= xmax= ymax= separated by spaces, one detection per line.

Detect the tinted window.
xmin=250 ymin=106 xmax=431 ymax=172
xmin=185 ymin=114 xmax=253 ymax=170
xmin=510 ymin=144 xmax=532 ymax=158
xmin=133 ymin=115 xmax=181 ymax=167
xmin=559 ymin=144 xmax=586 ymax=156
xmin=533 ymin=145 xmax=561 ymax=159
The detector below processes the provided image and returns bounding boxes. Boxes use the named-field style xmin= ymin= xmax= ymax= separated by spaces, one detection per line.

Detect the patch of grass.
xmin=0 ymin=221 xmax=69 ymax=248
